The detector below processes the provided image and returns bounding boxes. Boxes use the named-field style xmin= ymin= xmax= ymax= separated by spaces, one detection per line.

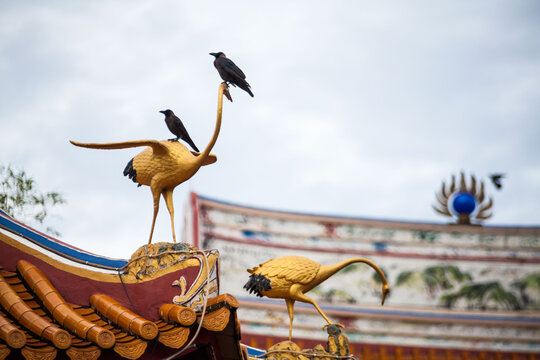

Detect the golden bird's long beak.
xmin=381 ymin=284 xmax=390 ymax=306
xmin=223 ymin=85 xmax=232 ymax=102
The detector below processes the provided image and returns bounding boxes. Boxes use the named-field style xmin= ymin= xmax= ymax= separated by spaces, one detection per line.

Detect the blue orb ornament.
xmin=452 ymin=192 xmax=476 ymax=215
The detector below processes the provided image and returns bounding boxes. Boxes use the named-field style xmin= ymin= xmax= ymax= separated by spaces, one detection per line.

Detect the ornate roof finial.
xmin=433 ymin=171 xmax=493 ymax=225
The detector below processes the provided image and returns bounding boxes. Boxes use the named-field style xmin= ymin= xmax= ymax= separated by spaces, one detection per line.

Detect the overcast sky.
xmin=1 ymin=1 xmax=539 ymax=258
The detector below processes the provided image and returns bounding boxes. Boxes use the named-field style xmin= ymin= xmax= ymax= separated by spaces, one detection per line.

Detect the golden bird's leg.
xmin=162 ymin=189 xmax=177 ymax=244
xmin=292 ymin=290 xmax=344 ymax=330
xmin=147 ymin=187 xmax=161 ymax=244
xmin=285 ymin=298 xmax=295 ymax=341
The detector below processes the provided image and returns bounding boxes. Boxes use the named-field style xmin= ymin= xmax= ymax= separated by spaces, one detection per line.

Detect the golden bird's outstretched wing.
xmin=71 ymin=140 xmax=217 ymax=166
xmin=248 ymin=256 xmax=319 ymax=285
xmin=70 ymin=139 xmax=169 ymax=155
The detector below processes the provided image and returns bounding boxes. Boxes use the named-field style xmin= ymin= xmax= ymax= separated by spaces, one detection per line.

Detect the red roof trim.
xmin=204 ymin=231 xmax=540 ymax=264
xmin=190 ymin=191 xmax=200 ymax=248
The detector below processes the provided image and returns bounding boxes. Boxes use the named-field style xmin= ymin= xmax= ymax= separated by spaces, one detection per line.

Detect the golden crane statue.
xmin=71 ymin=83 xmax=229 ymax=244
xmin=244 ymin=255 xmax=390 ymax=340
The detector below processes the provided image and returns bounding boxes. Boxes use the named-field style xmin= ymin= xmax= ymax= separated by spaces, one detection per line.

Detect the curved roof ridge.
xmin=195 ymin=192 xmax=540 ymax=233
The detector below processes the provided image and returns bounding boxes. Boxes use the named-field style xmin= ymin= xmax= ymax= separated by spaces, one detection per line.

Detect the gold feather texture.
xmin=245 ymin=255 xmax=389 ymax=341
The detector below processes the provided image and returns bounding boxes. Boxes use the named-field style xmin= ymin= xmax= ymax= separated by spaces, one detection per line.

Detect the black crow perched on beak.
xmin=210 ymin=52 xmax=254 ymax=97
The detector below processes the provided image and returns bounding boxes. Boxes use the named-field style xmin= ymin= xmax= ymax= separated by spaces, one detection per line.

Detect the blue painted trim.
xmin=244 ymin=344 xmax=266 ymax=357
xmin=0 ymin=213 xmax=127 ymax=269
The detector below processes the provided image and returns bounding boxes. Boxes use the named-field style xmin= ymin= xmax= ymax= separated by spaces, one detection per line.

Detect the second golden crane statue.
xmin=71 ymin=83 xmax=230 ymax=244
xmin=244 ymin=255 xmax=390 ymax=341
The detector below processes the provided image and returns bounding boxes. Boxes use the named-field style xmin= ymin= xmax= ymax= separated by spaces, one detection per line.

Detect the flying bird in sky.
xmin=489 ymin=173 xmax=505 ymax=190
xmin=210 ymin=52 xmax=254 ymax=97
xmin=160 ymin=109 xmax=199 ymax=152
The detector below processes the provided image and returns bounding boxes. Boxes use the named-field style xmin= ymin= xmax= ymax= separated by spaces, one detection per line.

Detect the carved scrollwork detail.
xmin=66 ymin=347 xmax=101 ymax=360
xmin=113 ymin=339 xmax=147 ymax=360
xmin=199 ymin=306 xmax=230 ymax=332
xmin=21 ymin=346 xmax=57 ymax=360
xmin=159 ymin=327 xmax=190 ymax=349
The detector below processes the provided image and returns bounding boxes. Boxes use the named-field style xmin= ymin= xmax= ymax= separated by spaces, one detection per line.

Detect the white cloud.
xmin=1 ymin=1 xmax=539 ymax=257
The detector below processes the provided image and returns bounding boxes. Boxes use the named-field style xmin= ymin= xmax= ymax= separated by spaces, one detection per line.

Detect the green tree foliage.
xmin=512 ymin=272 xmax=540 ymax=310
xmin=423 ymin=265 xmax=472 ymax=295
xmin=395 ymin=265 xmax=472 ymax=297
xmin=311 ymin=287 xmax=357 ymax=304
xmin=0 ymin=164 xmax=65 ymax=236
xmin=395 ymin=270 xmax=415 ymax=286
xmin=441 ymin=281 xmax=521 ymax=311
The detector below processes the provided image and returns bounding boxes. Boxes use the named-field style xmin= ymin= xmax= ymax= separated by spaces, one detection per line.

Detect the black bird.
xmin=489 ymin=173 xmax=505 ymax=190
xmin=210 ymin=52 xmax=254 ymax=97
xmin=159 ymin=109 xmax=199 ymax=152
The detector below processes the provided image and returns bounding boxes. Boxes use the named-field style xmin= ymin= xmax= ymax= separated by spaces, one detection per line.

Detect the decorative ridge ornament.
xmin=433 ymin=171 xmax=493 ymax=225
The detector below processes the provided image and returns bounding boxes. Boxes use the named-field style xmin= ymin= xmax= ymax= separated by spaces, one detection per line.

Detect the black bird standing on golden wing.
xmin=210 ymin=52 xmax=254 ymax=97
xmin=160 ymin=109 xmax=199 ymax=152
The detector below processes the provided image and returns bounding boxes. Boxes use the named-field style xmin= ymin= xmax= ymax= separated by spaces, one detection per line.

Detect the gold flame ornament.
xmin=71 ymin=83 xmax=229 ymax=244
xmin=433 ymin=171 xmax=493 ymax=225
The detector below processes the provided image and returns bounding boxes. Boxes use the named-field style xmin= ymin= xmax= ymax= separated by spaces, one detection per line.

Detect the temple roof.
xmin=0 ymin=260 xmax=245 ymax=360
xmin=185 ymin=192 xmax=540 ymax=355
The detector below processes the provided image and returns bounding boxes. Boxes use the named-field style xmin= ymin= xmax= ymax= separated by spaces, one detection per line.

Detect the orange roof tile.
xmin=159 ymin=304 xmax=196 ymax=326
xmin=0 ymin=273 xmax=71 ymax=349
xmin=0 ymin=313 xmax=26 ymax=348
xmin=90 ymin=294 xmax=158 ymax=341
xmin=0 ymin=260 xmax=244 ymax=359
xmin=17 ymin=260 xmax=115 ymax=349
